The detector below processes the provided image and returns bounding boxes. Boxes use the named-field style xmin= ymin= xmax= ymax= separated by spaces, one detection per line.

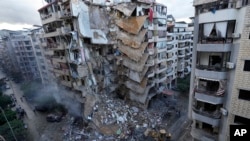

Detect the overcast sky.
xmin=0 ymin=0 xmax=194 ymax=30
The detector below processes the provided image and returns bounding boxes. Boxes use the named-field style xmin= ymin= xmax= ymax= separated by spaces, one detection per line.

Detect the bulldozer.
xmin=144 ymin=128 xmax=171 ymax=141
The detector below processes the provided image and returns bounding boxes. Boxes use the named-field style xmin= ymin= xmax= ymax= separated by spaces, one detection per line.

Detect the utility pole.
xmin=0 ymin=107 xmax=17 ymax=141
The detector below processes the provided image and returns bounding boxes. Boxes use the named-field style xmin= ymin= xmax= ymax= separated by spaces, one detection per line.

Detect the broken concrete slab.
xmin=117 ymin=29 xmax=147 ymax=48
xmin=115 ymin=16 xmax=148 ymax=35
xmin=122 ymin=53 xmax=149 ymax=72
xmin=118 ymin=42 xmax=148 ymax=62
xmin=112 ymin=3 xmax=137 ymax=17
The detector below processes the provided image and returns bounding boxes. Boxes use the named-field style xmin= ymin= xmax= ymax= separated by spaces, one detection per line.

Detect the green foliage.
xmin=177 ymin=74 xmax=191 ymax=93
xmin=0 ymin=95 xmax=12 ymax=109
xmin=0 ymin=119 xmax=26 ymax=141
xmin=0 ymin=109 xmax=16 ymax=125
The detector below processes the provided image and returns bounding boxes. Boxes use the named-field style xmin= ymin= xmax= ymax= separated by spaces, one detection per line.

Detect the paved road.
xmin=1 ymin=71 xmax=40 ymax=141
xmin=10 ymin=81 xmax=41 ymax=141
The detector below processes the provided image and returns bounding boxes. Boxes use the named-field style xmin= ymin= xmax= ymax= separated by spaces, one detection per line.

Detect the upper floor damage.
xmin=39 ymin=0 xmax=168 ymax=109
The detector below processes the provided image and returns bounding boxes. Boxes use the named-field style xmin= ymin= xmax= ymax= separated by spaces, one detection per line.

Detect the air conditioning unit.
xmin=226 ymin=62 xmax=234 ymax=69
xmin=232 ymin=33 xmax=241 ymax=38
xmin=220 ymin=108 xmax=228 ymax=116
xmin=236 ymin=0 xmax=242 ymax=8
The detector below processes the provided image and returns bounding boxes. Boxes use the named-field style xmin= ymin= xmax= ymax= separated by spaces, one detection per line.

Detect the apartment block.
xmin=0 ymin=30 xmax=22 ymax=77
xmin=29 ymin=28 xmax=50 ymax=84
xmin=189 ymin=0 xmax=250 ymax=141
xmin=11 ymin=31 xmax=43 ymax=81
xmin=38 ymin=0 xmax=170 ymax=116
xmin=166 ymin=15 xmax=193 ymax=88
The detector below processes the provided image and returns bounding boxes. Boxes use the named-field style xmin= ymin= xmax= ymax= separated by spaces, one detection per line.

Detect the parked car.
xmin=46 ymin=114 xmax=62 ymax=122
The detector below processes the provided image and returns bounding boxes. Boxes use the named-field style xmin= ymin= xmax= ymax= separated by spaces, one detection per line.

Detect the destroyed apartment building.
xmin=38 ymin=0 xmax=168 ymax=118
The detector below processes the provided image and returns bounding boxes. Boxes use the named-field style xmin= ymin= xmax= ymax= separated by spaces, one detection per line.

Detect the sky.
xmin=0 ymin=0 xmax=194 ymax=30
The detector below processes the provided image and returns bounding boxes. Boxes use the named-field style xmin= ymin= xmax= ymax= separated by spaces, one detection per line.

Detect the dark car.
xmin=35 ymin=105 xmax=49 ymax=112
xmin=46 ymin=114 xmax=62 ymax=122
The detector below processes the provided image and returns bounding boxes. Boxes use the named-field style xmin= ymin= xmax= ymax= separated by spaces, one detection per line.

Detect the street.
xmin=1 ymin=71 xmax=40 ymax=141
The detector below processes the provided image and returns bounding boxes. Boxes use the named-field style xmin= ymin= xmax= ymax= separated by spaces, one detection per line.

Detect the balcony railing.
xmin=197 ymin=1 xmax=236 ymax=14
xmin=193 ymin=106 xmax=221 ymax=119
xmin=195 ymin=88 xmax=224 ymax=97
xmin=196 ymin=65 xmax=227 ymax=72
xmin=199 ymin=37 xmax=233 ymax=44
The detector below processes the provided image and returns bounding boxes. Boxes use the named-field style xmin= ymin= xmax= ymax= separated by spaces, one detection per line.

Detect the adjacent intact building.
xmin=189 ymin=0 xmax=250 ymax=141
xmin=166 ymin=15 xmax=193 ymax=88
xmin=0 ymin=29 xmax=49 ymax=83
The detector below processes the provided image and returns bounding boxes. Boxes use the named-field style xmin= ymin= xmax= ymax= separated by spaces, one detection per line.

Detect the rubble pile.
xmin=62 ymin=94 xmax=176 ymax=140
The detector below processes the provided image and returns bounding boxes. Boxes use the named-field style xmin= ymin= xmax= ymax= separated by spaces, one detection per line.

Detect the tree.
xmin=0 ymin=94 xmax=12 ymax=109
xmin=177 ymin=74 xmax=190 ymax=93
xmin=0 ymin=109 xmax=16 ymax=125
xmin=0 ymin=119 xmax=26 ymax=141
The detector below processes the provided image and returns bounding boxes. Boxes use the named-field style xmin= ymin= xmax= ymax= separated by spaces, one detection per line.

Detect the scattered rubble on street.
xmin=60 ymin=92 xmax=185 ymax=141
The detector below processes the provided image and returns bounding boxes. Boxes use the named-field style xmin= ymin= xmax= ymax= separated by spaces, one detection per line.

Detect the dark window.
xmin=238 ymin=89 xmax=250 ymax=101
xmin=243 ymin=60 xmax=250 ymax=71
xmin=249 ymin=33 xmax=250 ymax=39
xmin=234 ymin=115 xmax=250 ymax=125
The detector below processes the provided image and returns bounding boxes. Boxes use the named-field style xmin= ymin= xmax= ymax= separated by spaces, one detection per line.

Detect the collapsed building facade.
xmin=38 ymin=0 xmax=169 ymax=125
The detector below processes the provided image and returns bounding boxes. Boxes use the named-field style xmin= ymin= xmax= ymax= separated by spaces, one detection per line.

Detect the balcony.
xmin=192 ymin=107 xmax=221 ymax=127
xmin=156 ymin=74 xmax=167 ymax=83
xmin=44 ymin=28 xmax=62 ymax=38
xmin=58 ymin=11 xmax=72 ymax=19
xmin=178 ymin=53 xmax=185 ymax=58
xmin=195 ymin=65 xmax=227 ymax=80
xmin=166 ymin=55 xmax=175 ymax=61
xmin=167 ymin=45 xmax=175 ymax=53
xmin=146 ymin=58 xmax=154 ymax=67
xmin=166 ymin=68 xmax=174 ymax=76
xmin=155 ymin=46 xmax=166 ymax=53
xmin=41 ymin=13 xmax=59 ymax=25
xmin=147 ymin=48 xmax=154 ymax=55
xmin=195 ymin=88 xmax=224 ymax=105
xmin=197 ymin=43 xmax=232 ymax=52
xmin=191 ymin=126 xmax=218 ymax=141
xmin=146 ymin=70 xmax=155 ymax=78
xmin=155 ymin=65 xmax=167 ymax=74
xmin=61 ymin=27 xmax=72 ymax=35
xmin=148 ymin=24 xmax=166 ymax=31
xmin=198 ymin=8 xmax=238 ymax=24
xmin=199 ymin=37 xmax=233 ymax=44
xmin=155 ymin=57 xmax=167 ymax=64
